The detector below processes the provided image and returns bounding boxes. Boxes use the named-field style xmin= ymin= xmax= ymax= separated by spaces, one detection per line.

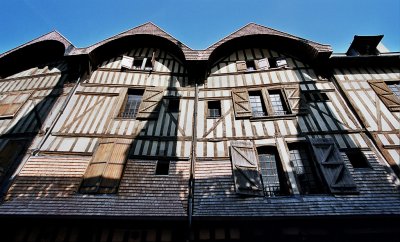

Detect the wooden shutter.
xmin=284 ymin=87 xmax=308 ymax=114
xmin=236 ymin=61 xmax=247 ymax=72
xmin=0 ymin=92 xmax=31 ymax=118
xmin=81 ymin=138 xmax=131 ymax=194
xmin=230 ymin=141 xmax=264 ymax=196
xmin=121 ymin=56 xmax=134 ymax=69
xmin=98 ymin=139 xmax=131 ymax=193
xmin=310 ymin=138 xmax=357 ymax=194
xmin=136 ymin=87 xmax=164 ymax=119
xmin=232 ymin=89 xmax=252 ymax=118
xmin=256 ymin=58 xmax=270 ymax=70
xmin=368 ymin=80 xmax=400 ymax=111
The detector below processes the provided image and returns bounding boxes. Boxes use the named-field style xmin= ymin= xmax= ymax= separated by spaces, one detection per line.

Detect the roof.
xmin=1 ymin=22 xmax=333 ymax=62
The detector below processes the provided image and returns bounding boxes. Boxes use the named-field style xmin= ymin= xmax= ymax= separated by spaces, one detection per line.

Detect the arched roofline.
xmin=206 ymin=23 xmax=332 ymax=65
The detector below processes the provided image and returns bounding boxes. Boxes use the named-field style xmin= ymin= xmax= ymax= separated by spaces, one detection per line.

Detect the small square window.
xmin=167 ymin=99 xmax=180 ymax=112
xmin=155 ymin=160 xmax=170 ymax=175
xmin=246 ymin=60 xmax=256 ymax=71
xmin=207 ymin=101 xmax=221 ymax=118
xmin=132 ymin=59 xmax=143 ymax=70
xmin=345 ymin=149 xmax=371 ymax=168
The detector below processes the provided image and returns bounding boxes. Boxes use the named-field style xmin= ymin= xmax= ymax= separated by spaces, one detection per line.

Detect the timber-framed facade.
xmin=0 ymin=23 xmax=399 ymax=242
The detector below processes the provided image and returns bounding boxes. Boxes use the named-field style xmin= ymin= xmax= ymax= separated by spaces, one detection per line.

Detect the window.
xmin=288 ymin=143 xmax=323 ymax=194
xmin=232 ymin=88 xmax=292 ymax=119
xmin=118 ymin=89 xmax=144 ymax=119
xmin=344 ymin=149 xmax=370 ymax=168
xmin=167 ymin=99 xmax=180 ymax=112
xmin=245 ymin=60 xmax=256 ymax=71
xmin=268 ymin=57 xmax=288 ymax=68
xmin=387 ymin=81 xmax=400 ymax=98
xmin=80 ymin=139 xmax=131 ymax=194
xmin=368 ymin=80 xmax=400 ymax=111
xmin=249 ymin=91 xmax=267 ymax=117
xmin=257 ymin=146 xmax=288 ymax=196
xmin=132 ymin=59 xmax=144 ymax=70
xmin=304 ymin=92 xmax=329 ymax=102
xmin=155 ymin=160 xmax=170 ymax=175
xmin=144 ymin=58 xmax=153 ymax=71
xmin=207 ymin=100 xmax=221 ymax=118
xmin=268 ymin=90 xmax=290 ymax=115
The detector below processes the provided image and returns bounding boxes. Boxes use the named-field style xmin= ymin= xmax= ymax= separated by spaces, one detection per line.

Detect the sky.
xmin=1 ymin=0 xmax=399 ymax=55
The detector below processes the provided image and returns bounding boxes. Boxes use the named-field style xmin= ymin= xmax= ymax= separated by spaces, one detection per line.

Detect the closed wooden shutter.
xmin=368 ymin=80 xmax=400 ymax=111
xmin=136 ymin=87 xmax=164 ymax=119
xmin=0 ymin=92 xmax=31 ymax=118
xmin=232 ymin=89 xmax=252 ymax=118
xmin=256 ymin=58 xmax=270 ymax=70
xmin=284 ymin=87 xmax=308 ymax=114
xmin=80 ymin=138 xmax=131 ymax=194
xmin=230 ymin=141 xmax=264 ymax=196
xmin=310 ymin=138 xmax=357 ymax=194
xmin=236 ymin=61 xmax=247 ymax=72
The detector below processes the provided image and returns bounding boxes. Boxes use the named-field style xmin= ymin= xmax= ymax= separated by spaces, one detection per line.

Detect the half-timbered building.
xmin=0 ymin=23 xmax=399 ymax=242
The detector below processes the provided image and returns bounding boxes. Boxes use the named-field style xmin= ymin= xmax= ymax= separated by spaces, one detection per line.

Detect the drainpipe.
xmin=188 ymin=83 xmax=198 ymax=233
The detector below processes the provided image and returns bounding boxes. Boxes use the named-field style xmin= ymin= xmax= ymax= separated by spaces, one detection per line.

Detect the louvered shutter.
xmin=121 ymin=56 xmax=134 ymax=69
xmin=230 ymin=141 xmax=264 ymax=196
xmin=232 ymin=89 xmax=252 ymax=118
xmin=368 ymin=80 xmax=400 ymax=111
xmin=284 ymin=87 xmax=308 ymax=114
xmin=310 ymin=138 xmax=357 ymax=194
xmin=80 ymin=139 xmax=114 ymax=193
xmin=0 ymin=92 xmax=31 ymax=118
xmin=236 ymin=61 xmax=247 ymax=72
xmin=99 ymin=139 xmax=131 ymax=194
xmin=256 ymin=58 xmax=270 ymax=70
xmin=136 ymin=87 xmax=164 ymax=119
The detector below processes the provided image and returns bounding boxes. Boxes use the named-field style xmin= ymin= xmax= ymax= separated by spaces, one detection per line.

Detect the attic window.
xmin=246 ymin=60 xmax=256 ymax=71
xmin=268 ymin=57 xmax=288 ymax=68
xmin=133 ymin=59 xmax=144 ymax=70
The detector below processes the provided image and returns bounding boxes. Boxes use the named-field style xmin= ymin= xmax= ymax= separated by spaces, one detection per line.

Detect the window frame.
xmin=117 ymin=89 xmax=144 ymax=119
xmin=207 ymin=100 xmax=222 ymax=119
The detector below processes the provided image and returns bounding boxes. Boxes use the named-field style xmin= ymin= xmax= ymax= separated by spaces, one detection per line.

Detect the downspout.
xmin=188 ymin=83 xmax=198 ymax=230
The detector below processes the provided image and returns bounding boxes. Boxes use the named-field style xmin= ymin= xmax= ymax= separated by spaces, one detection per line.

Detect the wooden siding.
xmin=333 ymin=66 xmax=400 ymax=173
xmin=1 ymin=156 xmax=189 ymax=216
xmin=194 ymin=149 xmax=400 ymax=216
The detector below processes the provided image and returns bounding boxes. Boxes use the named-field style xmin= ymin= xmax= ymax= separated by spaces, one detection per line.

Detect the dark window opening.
xmin=345 ymin=149 xmax=371 ymax=168
xmin=257 ymin=146 xmax=288 ymax=196
xmin=268 ymin=90 xmax=290 ymax=115
xmin=144 ymin=58 xmax=153 ymax=71
xmin=387 ymin=81 xmax=400 ymax=98
xmin=305 ymin=92 xmax=329 ymax=102
xmin=167 ymin=99 xmax=180 ymax=112
xmin=155 ymin=160 xmax=170 ymax=175
xmin=208 ymin=101 xmax=221 ymax=118
xmin=249 ymin=91 xmax=267 ymax=117
xmin=288 ymin=143 xmax=324 ymax=194
xmin=132 ymin=59 xmax=143 ymax=70
xmin=119 ymin=89 xmax=144 ymax=119
xmin=246 ymin=60 xmax=256 ymax=71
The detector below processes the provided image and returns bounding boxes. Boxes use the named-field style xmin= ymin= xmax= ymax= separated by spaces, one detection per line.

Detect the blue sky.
xmin=1 ymin=0 xmax=399 ymax=54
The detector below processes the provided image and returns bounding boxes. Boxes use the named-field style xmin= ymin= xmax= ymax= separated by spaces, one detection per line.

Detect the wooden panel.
xmin=231 ymin=89 xmax=252 ymax=118
xmin=137 ymin=87 xmax=164 ymax=119
xmin=235 ymin=61 xmax=246 ymax=72
xmin=310 ymin=138 xmax=357 ymax=194
xmin=230 ymin=141 xmax=263 ymax=196
xmin=284 ymin=87 xmax=307 ymax=114
xmin=368 ymin=80 xmax=400 ymax=111
xmin=0 ymin=92 xmax=31 ymax=118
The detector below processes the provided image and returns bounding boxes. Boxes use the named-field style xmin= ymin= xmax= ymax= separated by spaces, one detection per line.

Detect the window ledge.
xmin=249 ymin=114 xmax=297 ymax=121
